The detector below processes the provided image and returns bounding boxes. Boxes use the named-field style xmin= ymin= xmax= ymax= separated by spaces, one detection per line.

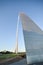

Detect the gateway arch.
xmin=17 ymin=13 xmax=43 ymax=64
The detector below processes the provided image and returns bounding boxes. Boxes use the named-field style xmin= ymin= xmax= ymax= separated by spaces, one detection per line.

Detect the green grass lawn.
xmin=0 ymin=52 xmax=26 ymax=61
xmin=0 ymin=54 xmax=17 ymax=60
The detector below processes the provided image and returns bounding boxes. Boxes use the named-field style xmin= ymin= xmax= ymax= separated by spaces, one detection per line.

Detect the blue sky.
xmin=0 ymin=0 xmax=43 ymax=52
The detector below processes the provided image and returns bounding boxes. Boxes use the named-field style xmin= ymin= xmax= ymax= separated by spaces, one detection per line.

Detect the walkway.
xmin=9 ymin=59 xmax=27 ymax=65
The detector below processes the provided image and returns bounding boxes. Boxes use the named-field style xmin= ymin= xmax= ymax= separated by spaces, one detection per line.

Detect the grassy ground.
xmin=0 ymin=53 xmax=26 ymax=64
xmin=0 ymin=54 xmax=17 ymax=60
xmin=0 ymin=52 xmax=26 ymax=61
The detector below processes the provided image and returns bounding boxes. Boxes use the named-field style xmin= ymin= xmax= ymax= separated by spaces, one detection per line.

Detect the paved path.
xmin=9 ymin=59 xmax=43 ymax=65
xmin=9 ymin=59 xmax=27 ymax=65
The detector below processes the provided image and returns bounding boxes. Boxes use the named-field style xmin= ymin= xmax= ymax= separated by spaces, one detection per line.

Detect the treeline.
xmin=0 ymin=51 xmax=13 ymax=54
